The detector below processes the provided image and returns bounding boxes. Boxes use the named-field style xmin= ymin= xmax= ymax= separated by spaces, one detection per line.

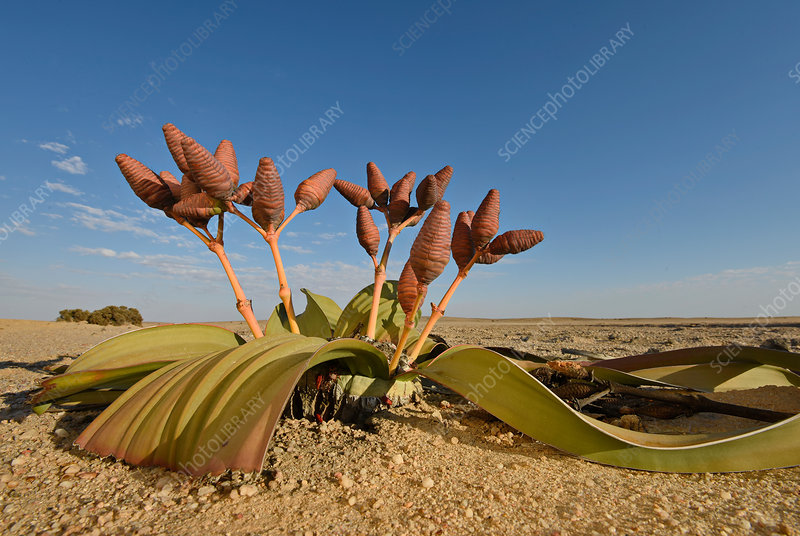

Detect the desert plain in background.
xmin=0 ymin=316 xmax=798 ymax=535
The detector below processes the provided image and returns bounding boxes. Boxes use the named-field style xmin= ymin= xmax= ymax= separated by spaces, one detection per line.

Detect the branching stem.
xmin=407 ymin=249 xmax=482 ymax=365
xmin=366 ymin=224 xmax=399 ymax=339
xmin=389 ymin=286 xmax=426 ymax=374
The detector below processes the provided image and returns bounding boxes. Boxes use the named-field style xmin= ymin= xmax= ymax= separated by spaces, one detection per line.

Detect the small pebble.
xmin=347 ymin=496 xmax=357 ymax=506
xmin=63 ymin=464 xmax=81 ymax=475
xmin=720 ymin=491 xmax=732 ymax=500
xmin=239 ymin=484 xmax=258 ymax=497
xmin=391 ymin=454 xmax=404 ymax=465
xmin=450 ymin=437 xmax=459 ymax=444
xmin=465 ymin=507 xmax=474 ymax=518
xmin=53 ymin=428 xmax=69 ymax=438
xmin=197 ymin=485 xmax=216 ymax=497
xmin=421 ymin=477 xmax=434 ymax=489
xmin=340 ymin=476 xmax=354 ymax=489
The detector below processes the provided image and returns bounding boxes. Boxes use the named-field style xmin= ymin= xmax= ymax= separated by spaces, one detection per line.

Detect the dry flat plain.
xmin=0 ymin=317 xmax=799 ymax=536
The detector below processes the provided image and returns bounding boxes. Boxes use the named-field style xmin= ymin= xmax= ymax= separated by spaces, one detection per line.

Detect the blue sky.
xmin=2 ymin=1 xmax=800 ymax=321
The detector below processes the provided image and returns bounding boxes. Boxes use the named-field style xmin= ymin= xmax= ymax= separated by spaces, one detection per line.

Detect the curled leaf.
xmin=434 ymin=165 xmax=453 ymax=196
xmin=398 ymin=261 xmax=424 ymax=317
xmin=471 ymin=189 xmax=500 ymax=247
xmin=162 ymin=123 xmax=190 ymax=173
xmin=295 ymin=168 xmax=336 ymax=212
xmin=475 ymin=251 xmax=504 ymax=265
xmin=180 ymin=173 xmax=201 ymax=200
xmin=388 ymin=172 xmax=416 ymax=225
xmin=115 ymin=154 xmax=174 ymax=210
xmin=231 ymin=181 xmax=254 ymax=206
xmin=171 ymin=193 xmax=222 ymax=225
xmin=489 ymin=230 xmax=544 ymax=255
xmin=409 ymin=200 xmax=451 ymax=286
xmin=367 ymin=162 xmax=389 ymax=206
xmin=415 ymin=175 xmax=440 ymax=211
xmin=252 ymin=157 xmax=285 ymax=231
xmin=356 ymin=206 xmax=380 ymax=256
xmin=214 ymin=140 xmax=239 ymax=186
xmin=452 ymin=211 xmax=476 ymax=271
xmin=334 ymin=179 xmax=375 ymax=209
xmin=159 ymin=170 xmax=182 ymax=201
xmin=181 ymin=137 xmax=235 ymax=200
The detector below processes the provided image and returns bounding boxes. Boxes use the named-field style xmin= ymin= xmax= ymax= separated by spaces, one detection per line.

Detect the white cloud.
xmin=16 ymin=227 xmax=35 ymax=237
xmin=52 ymin=156 xmax=88 ymax=175
xmin=319 ymin=232 xmax=348 ymax=240
xmin=281 ymin=244 xmax=313 ymax=254
xmin=72 ymin=246 xmax=118 ymax=258
xmin=71 ymin=245 xmax=223 ymax=283
xmin=65 ymin=202 xmax=187 ymax=244
xmin=0 ymin=175 xmax=5 ymax=181
xmin=41 ymin=213 xmax=63 ymax=219
xmin=44 ymin=180 xmax=82 ymax=196
xmin=117 ymin=113 xmax=144 ymax=128
xmin=39 ymin=142 xmax=69 ymax=155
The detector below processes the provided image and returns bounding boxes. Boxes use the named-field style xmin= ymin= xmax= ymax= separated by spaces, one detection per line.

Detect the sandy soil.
xmin=1 ymin=317 xmax=798 ymax=536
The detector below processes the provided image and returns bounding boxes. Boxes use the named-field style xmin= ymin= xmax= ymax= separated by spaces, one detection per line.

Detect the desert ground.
xmin=1 ymin=317 xmax=798 ymax=536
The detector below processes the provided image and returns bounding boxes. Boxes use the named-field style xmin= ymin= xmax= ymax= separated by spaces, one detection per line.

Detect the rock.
xmin=229 ymin=489 xmax=240 ymax=500
xmin=421 ymin=477 xmax=434 ymax=489
xmin=340 ymin=475 xmax=354 ymax=489
xmin=53 ymin=428 xmax=69 ymax=438
xmin=465 ymin=507 xmax=474 ymax=518
xmin=391 ymin=454 xmax=404 ymax=465
xmin=238 ymin=484 xmax=258 ymax=497
xmin=10 ymin=456 xmax=27 ymax=467
xmin=197 ymin=485 xmax=216 ymax=497
xmin=59 ymin=480 xmax=75 ymax=489
xmin=720 ymin=491 xmax=732 ymax=500
xmin=450 ymin=436 xmax=459 ymax=444
xmin=78 ymin=472 xmax=98 ymax=480
xmin=761 ymin=338 xmax=790 ymax=352
xmin=63 ymin=464 xmax=81 ymax=475
xmin=347 ymin=496 xmax=357 ymax=506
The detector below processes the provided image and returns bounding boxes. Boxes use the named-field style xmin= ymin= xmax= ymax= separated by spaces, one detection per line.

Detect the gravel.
xmin=0 ymin=318 xmax=798 ymax=535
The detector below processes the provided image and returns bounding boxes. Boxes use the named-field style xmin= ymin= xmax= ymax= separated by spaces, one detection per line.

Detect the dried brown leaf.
xmin=171 ymin=192 xmax=222 ymax=226
xmin=409 ymin=200 xmax=451 ymax=286
xmin=295 ymin=168 xmax=336 ymax=211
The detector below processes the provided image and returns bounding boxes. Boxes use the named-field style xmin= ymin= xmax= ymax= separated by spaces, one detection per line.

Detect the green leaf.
xmin=264 ymin=289 xmax=343 ymax=338
xmin=334 ymin=281 xmax=419 ymax=343
xmin=587 ymin=346 xmax=800 ymax=392
xmin=75 ymin=335 xmax=392 ymax=474
xmin=416 ymin=345 xmax=800 ymax=472
xmin=65 ymin=324 xmax=246 ymax=373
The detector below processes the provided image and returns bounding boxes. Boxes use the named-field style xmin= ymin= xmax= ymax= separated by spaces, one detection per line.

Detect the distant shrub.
xmin=57 ymin=308 xmax=91 ymax=322
xmin=58 ymin=306 xmax=142 ymax=326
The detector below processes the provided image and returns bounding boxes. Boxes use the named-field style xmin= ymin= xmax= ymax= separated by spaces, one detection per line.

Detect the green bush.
xmin=57 ymin=308 xmax=91 ymax=322
xmin=58 ymin=306 xmax=142 ymax=326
